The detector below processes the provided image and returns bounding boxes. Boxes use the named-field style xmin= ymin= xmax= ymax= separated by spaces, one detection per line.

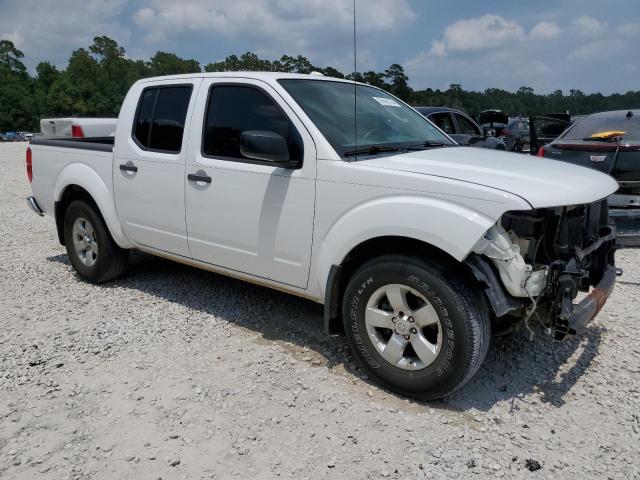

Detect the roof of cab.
xmin=136 ymin=71 xmax=357 ymax=85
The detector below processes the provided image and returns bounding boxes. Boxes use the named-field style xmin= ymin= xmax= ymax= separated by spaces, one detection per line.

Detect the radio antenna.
xmin=353 ymin=0 xmax=357 ymax=157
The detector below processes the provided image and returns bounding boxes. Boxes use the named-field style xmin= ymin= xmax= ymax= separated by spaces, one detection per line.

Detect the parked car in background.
xmin=40 ymin=118 xmax=117 ymax=138
xmin=17 ymin=131 xmax=34 ymax=140
xmin=538 ymin=109 xmax=640 ymax=245
xmin=0 ymin=133 xmax=8 ymax=142
xmin=529 ymin=113 xmax=572 ymax=155
xmin=4 ymin=132 xmax=17 ymax=141
xmin=478 ymin=110 xmax=509 ymax=137
xmin=26 ymin=72 xmax=619 ymax=400
xmin=415 ymin=107 xmax=506 ymax=150
xmin=502 ymin=119 xmax=530 ymax=152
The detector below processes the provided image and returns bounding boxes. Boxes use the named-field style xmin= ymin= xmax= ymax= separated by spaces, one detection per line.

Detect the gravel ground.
xmin=1 ymin=141 xmax=639 ymax=479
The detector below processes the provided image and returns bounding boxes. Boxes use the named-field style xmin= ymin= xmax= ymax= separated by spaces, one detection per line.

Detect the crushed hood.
xmin=358 ymin=147 xmax=618 ymax=208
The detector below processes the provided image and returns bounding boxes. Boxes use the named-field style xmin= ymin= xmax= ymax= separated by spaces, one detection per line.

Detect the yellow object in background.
xmin=589 ymin=130 xmax=626 ymax=140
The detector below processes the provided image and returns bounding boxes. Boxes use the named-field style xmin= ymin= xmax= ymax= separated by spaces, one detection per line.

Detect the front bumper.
xmin=559 ymin=265 xmax=617 ymax=339
xmin=27 ymin=196 xmax=44 ymax=216
xmin=550 ymin=222 xmax=618 ymax=340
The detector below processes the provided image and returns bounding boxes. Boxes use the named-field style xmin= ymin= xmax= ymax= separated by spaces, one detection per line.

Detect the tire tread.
xmin=342 ymin=253 xmax=491 ymax=400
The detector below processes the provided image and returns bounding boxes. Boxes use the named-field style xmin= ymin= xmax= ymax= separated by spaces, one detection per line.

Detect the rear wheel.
xmin=63 ymin=200 xmax=128 ymax=283
xmin=341 ymin=254 xmax=490 ymax=400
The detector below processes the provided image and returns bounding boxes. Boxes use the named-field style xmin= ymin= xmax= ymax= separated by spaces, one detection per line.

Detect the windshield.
xmin=278 ymin=79 xmax=453 ymax=157
xmin=561 ymin=115 xmax=640 ymax=141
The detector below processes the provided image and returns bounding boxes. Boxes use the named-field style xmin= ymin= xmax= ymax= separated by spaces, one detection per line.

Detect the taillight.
xmin=26 ymin=147 xmax=33 ymax=183
xmin=536 ymin=146 xmax=545 ymax=157
xmin=502 ymin=128 xmax=512 ymax=137
xmin=71 ymin=124 xmax=85 ymax=137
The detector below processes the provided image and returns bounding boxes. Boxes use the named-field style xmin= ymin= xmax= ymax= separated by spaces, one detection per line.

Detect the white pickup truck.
xmin=26 ymin=72 xmax=619 ymax=399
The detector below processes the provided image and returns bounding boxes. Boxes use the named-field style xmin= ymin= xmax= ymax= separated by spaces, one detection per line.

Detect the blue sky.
xmin=1 ymin=0 xmax=639 ymax=94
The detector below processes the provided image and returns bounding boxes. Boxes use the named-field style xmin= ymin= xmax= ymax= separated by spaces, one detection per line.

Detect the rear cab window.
xmin=561 ymin=115 xmax=640 ymax=141
xmin=133 ymin=85 xmax=193 ymax=153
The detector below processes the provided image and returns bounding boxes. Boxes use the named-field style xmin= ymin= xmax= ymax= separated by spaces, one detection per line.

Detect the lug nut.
xmin=404 ymin=335 xmax=410 ymax=340
xmin=411 ymin=328 xmax=417 ymax=334
xmin=408 ymin=317 xmax=414 ymax=323
xmin=392 ymin=317 xmax=396 ymax=323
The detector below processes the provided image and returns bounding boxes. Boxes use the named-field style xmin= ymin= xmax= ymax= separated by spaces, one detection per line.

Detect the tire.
xmin=341 ymin=254 xmax=490 ymax=400
xmin=63 ymin=200 xmax=128 ymax=283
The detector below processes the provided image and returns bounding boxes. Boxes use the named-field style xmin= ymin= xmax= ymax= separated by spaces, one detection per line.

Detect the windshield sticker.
xmin=372 ymin=96 xmax=401 ymax=107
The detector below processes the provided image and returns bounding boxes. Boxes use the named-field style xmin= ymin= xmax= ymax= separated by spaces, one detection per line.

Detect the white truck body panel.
xmin=28 ymin=72 xmax=619 ymax=303
xmin=29 ymin=144 xmax=133 ymax=248
xmin=184 ymin=77 xmax=317 ymax=288
xmin=359 ymin=147 xmax=619 ymax=209
xmin=113 ymin=78 xmax=202 ymax=257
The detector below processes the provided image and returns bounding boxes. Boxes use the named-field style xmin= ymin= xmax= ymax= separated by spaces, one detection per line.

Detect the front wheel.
xmin=341 ymin=255 xmax=490 ymax=400
xmin=63 ymin=200 xmax=128 ymax=283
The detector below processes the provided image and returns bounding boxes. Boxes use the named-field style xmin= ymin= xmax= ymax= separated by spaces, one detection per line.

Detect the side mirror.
xmin=240 ymin=130 xmax=289 ymax=163
xmin=483 ymin=128 xmax=496 ymax=138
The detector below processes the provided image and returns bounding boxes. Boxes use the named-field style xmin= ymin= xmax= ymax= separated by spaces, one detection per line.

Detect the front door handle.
xmin=187 ymin=173 xmax=212 ymax=183
xmin=119 ymin=164 xmax=138 ymax=173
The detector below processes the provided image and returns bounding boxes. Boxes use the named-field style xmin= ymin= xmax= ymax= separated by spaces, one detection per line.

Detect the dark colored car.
xmin=539 ymin=109 xmax=640 ymax=209
xmin=502 ymin=119 xmax=530 ymax=152
xmin=0 ymin=133 xmax=8 ymax=142
xmin=415 ymin=107 xmax=506 ymax=150
xmin=538 ymin=109 xmax=640 ymax=246
xmin=478 ymin=110 xmax=509 ymax=136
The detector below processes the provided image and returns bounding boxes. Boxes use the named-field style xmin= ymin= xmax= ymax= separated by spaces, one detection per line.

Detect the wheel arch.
xmin=323 ymin=235 xmax=479 ymax=335
xmin=53 ymin=164 xmax=132 ymax=248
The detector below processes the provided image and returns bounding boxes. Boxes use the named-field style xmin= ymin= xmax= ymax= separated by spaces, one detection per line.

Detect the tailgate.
xmin=40 ymin=119 xmax=72 ymax=137
xmin=546 ymin=141 xmax=618 ymax=175
xmin=611 ymin=147 xmax=640 ymax=182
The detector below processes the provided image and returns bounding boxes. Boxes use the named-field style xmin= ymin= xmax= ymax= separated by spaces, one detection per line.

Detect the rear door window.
xmin=133 ymin=85 xmax=193 ymax=153
xmin=134 ymin=89 xmax=157 ymax=148
xmin=429 ymin=112 xmax=455 ymax=134
xmin=455 ymin=114 xmax=480 ymax=135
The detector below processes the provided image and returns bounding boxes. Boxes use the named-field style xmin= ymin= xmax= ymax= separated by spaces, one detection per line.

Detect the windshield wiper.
xmin=405 ymin=140 xmax=452 ymax=149
xmin=343 ymin=145 xmax=401 ymax=157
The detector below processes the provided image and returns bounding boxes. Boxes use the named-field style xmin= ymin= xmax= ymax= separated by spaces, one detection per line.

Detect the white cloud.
xmin=132 ymin=7 xmax=156 ymax=26
xmin=438 ymin=15 xmax=525 ymax=53
xmin=131 ymin=0 xmax=414 ymax=48
xmin=567 ymin=38 xmax=626 ymax=61
xmin=0 ymin=0 xmax=129 ymax=69
xmin=404 ymin=13 xmax=635 ymax=94
xmin=529 ymin=21 xmax=560 ymax=40
xmin=429 ymin=40 xmax=446 ymax=57
xmin=618 ymin=22 xmax=640 ymax=37
xmin=573 ymin=16 xmax=608 ymax=37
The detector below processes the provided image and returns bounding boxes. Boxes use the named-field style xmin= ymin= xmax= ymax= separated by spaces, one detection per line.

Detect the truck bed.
xmin=29 ymin=137 xmax=115 ymax=218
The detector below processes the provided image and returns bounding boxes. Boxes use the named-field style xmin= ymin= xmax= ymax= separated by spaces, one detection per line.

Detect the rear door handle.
xmin=119 ymin=164 xmax=138 ymax=173
xmin=187 ymin=173 xmax=212 ymax=183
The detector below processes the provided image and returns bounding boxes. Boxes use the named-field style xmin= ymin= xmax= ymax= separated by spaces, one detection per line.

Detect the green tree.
xmin=147 ymin=51 xmax=200 ymax=76
xmin=362 ymin=71 xmax=388 ymax=89
xmin=0 ymin=40 xmax=34 ymax=130
xmin=0 ymin=39 xmax=27 ymax=75
xmin=384 ymin=63 xmax=411 ymax=100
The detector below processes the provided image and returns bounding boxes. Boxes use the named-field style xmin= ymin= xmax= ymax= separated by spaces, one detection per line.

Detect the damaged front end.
xmin=467 ymin=199 xmax=618 ymax=340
